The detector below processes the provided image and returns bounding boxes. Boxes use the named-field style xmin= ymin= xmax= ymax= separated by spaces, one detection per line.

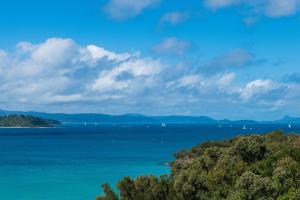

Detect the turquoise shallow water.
xmin=0 ymin=124 xmax=299 ymax=200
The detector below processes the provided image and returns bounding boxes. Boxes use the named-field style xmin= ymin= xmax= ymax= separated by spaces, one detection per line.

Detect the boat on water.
xmin=242 ymin=125 xmax=247 ymax=130
xmin=288 ymin=124 xmax=292 ymax=128
xmin=161 ymin=122 xmax=166 ymax=127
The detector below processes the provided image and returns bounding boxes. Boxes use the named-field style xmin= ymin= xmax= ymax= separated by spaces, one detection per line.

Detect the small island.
xmin=0 ymin=115 xmax=61 ymax=128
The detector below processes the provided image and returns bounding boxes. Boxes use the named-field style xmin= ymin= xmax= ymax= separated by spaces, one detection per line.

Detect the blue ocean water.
xmin=0 ymin=124 xmax=299 ymax=200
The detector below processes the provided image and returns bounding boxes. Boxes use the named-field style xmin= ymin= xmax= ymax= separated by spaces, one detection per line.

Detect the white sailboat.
xmin=288 ymin=124 xmax=292 ymax=128
xmin=242 ymin=125 xmax=247 ymax=130
xmin=161 ymin=122 xmax=166 ymax=127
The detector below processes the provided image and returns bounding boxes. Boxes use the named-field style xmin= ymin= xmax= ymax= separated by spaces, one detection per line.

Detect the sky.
xmin=0 ymin=0 xmax=300 ymax=120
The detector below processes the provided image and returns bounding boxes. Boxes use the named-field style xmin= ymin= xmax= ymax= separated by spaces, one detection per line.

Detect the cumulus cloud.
xmin=239 ymin=79 xmax=284 ymax=101
xmin=103 ymin=0 xmax=160 ymax=20
xmin=159 ymin=11 xmax=189 ymax=26
xmin=204 ymin=0 xmax=300 ymax=19
xmin=84 ymin=45 xmax=133 ymax=62
xmin=0 ymin=37 xmax=298 ymax=117
xmin=153 ymin=37 xmax=191 ymax=56
xmin=91 ymin=58 xmax=162 ymax=92
xmin=0 ymin=38 xmax=153 ymax=107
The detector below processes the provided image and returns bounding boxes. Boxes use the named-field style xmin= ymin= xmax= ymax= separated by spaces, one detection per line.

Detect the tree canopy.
xmin=0 ymin=115 xmax=60 ymax=127
xmin=96 ymin=131 xmax=300 ymax=200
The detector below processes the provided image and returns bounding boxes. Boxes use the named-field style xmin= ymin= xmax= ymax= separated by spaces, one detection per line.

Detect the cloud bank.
xmin=0 ymin=38 xmax=298 ymax=118
xmin=102 ymin=0 xmax=300 ymax=23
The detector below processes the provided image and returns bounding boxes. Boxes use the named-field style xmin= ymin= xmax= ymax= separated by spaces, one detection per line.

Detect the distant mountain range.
xmin=0 ymin=109 xmax=299 ymax=125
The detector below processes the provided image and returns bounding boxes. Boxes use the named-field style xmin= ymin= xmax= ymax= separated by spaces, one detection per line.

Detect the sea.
xmin=0 ymin=124 xmax=299 ymax=200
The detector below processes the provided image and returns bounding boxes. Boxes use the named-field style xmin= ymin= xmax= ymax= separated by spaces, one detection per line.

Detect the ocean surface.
xmin=0 ymin=124 xmax=299 ymax=200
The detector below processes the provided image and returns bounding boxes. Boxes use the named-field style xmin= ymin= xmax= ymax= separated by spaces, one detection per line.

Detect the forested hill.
xmin=0 ymin=115 xmax=60 ymax=127
xmin=97 ymin=131 xmax=300 ymax=200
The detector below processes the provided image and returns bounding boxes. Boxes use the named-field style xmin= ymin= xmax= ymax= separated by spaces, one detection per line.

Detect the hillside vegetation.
xmin=0 ymin=115 xmax=60 ymax=127
xmin=96 ymin=131 xmax=300 ymax=200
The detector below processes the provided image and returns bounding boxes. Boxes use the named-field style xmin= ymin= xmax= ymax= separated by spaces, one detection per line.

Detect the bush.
xmin=96 ymin=132 xmax=300 ymax=200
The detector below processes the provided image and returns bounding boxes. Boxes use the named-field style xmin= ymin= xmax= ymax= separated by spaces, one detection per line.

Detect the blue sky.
xmin=0 ymin=0 xmax=300 ymax=120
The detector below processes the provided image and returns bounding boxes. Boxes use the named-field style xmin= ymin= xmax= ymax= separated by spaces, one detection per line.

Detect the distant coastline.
xmin=1 ymin=109 xmax=300 ymax=125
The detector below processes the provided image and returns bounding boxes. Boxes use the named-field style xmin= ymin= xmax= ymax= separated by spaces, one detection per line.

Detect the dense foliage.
xmin=96 ymin=131 xmax=300 ymax=200
xmin=0 ymin=115 xmax=60 ymax=127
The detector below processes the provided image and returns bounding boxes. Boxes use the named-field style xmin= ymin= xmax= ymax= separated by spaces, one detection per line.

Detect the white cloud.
xmin=205 ymin=0 xmax=239 ymax=10
xmin=16 ymin=41 xmax=36 ymax=53
xmin=85 ymin=45 xmax=133 ymax=62
xmin=91 ymin=74 xmax=130 ymax=92
xmin=91 ymin=58 xmax=162 ymax=92
xmin=0 ymin=50 xmax=8 ymax=74
xmin=30 ymin=38 xmax=76 ymax=66
xmin=0 ymin=38 xmax=144 ymax=106
xmin=167 ymin=75 xmax=203 ymax=89
xmin=0 ymin=50 xmax=7 ymax=58
xmin=265 ymin=0 xmax=300 ymax=17
xmin=216 ymin=72 xmax=236 ymax=87
xmin=0 ymin=37 xmax=167 ymax=111
xmin=204 ymin=0 xmax=300 ymax=18
xmin=239 ymin=79 xmax=282 ymax=101
xmin=153 ymin=37 xmax=191 ymax=56
xmin=159 ymin=11 xmax=189 ymax=26
xmin=167 ymin=73 xmax=236 ymax=93
xmin=40 ymin=94 xmax=83 ymax=104
xmin=0 ymin=38 xmax=298 ymax=117
xmin=103 ymin=0 xmax=160 ymax=20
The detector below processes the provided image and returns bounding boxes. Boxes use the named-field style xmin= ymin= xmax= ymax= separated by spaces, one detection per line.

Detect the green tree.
xmin=230 ymin=171 xmax=276 ymax=200
xmin=96 ymin=132 xmax=300 ymax=200
xmin=96 ymin=184 xmax=118 ymax=200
